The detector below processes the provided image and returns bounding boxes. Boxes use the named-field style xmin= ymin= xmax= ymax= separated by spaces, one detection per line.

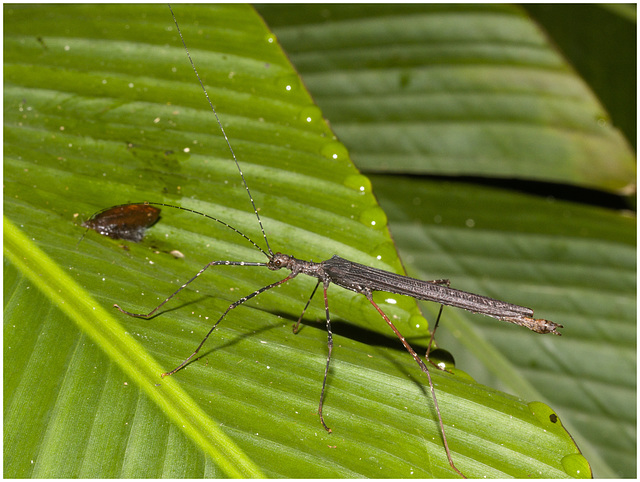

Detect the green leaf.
xmin=524 ymin=4 xmax=637 ymax=150
xmin=5 ymin=4 xmax=594 ymax=478
xmin=256 ymin=4 xmax=636 ymax=478
xmin=4 ymin=217 xmax=263 ymax=478
xmin=259 ymin=4 xmax=635 ymax=193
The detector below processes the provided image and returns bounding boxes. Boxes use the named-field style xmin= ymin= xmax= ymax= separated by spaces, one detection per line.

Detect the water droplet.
xmin=274 ymin=74 xmax=301 ymax=95
xmin=264 ymin=33 xmax=277 ymax=45
xmin=297 ymin=105 xmax=323 ymax=127
xmin=359 ymin=206 xmax=387 ymax=229
xmin=561 ymin=454 xmax=591 ymax=478
xmin=320 ymin=141 xmax=349 ymax=162
xmin=428 ymin=348 xmax=456 ymax=371
xmin=343 ymin=174 xmax=371 ymax=194
xmin=371 ymin=241 xmax=397 ymax=265
xmin=409 ymin=314 xmax=428 ymax=330
xmin=371 ymin=290 xmax=394 ymax=308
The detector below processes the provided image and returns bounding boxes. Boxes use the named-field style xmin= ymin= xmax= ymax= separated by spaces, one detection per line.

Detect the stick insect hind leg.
xmin=364 ymin=290 xmax=466 ymax=478
xmin=290 ymin=274 xmax=465 ymax=477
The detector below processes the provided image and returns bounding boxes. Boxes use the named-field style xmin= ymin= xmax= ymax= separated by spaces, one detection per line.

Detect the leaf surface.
xmin=257 ymin=4 xmax=636 ymax=478
xmin=3 ymin=4 xmax=603 ymax=478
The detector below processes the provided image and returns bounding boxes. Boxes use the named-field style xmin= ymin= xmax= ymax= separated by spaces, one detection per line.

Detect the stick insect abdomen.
xmin=322 ymin=255 xmax=562 ymax=335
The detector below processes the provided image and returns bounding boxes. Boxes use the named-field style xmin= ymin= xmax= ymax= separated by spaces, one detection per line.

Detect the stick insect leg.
xmin=162 ymin=273 xmax=298 ymax=377
xmin=364 ymin=290 xmax=465 ymax=478
xmin=422 ymin=279 xmax=450 ymax=361
xmin=292 ymin=280 xmax=321 ymax=334
xmin=317 ymin=282 xmax=333 ymax=433
xmin=114 ymin=260 xmax=266 ymax=318
xmin=426 ymin=304 xmax=445 ymax=360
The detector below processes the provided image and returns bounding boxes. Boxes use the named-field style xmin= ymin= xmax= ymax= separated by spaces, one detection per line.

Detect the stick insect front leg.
xmin=114 ymin=260 xmax=267 ymax=318
xmin=162 ymin=273 xmax=299 ymax=377
xmin=115 ymin=258 xmax=303 ymax=376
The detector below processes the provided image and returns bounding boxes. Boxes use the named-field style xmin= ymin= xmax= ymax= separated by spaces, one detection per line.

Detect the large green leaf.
xmin=524 ymin=4 xmax=636 ymax=150
xmin=256 ymin=4 xmax=636 ymax=479
xmin=258 ymin=4 xmax=635 ymax=193
xmin=3 ymin=4 xmax=609 ymax=478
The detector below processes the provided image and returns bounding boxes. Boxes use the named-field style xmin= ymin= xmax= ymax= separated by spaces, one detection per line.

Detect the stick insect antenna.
xmin=168 ymin=4 xmax=274 ymax=258
xmin=140 ymin=202 xmax=270 ymax=259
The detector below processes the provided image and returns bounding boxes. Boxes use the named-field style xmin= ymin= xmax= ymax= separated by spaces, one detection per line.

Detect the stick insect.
xmin=110 ymin=6 xmax=563 ymax=478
